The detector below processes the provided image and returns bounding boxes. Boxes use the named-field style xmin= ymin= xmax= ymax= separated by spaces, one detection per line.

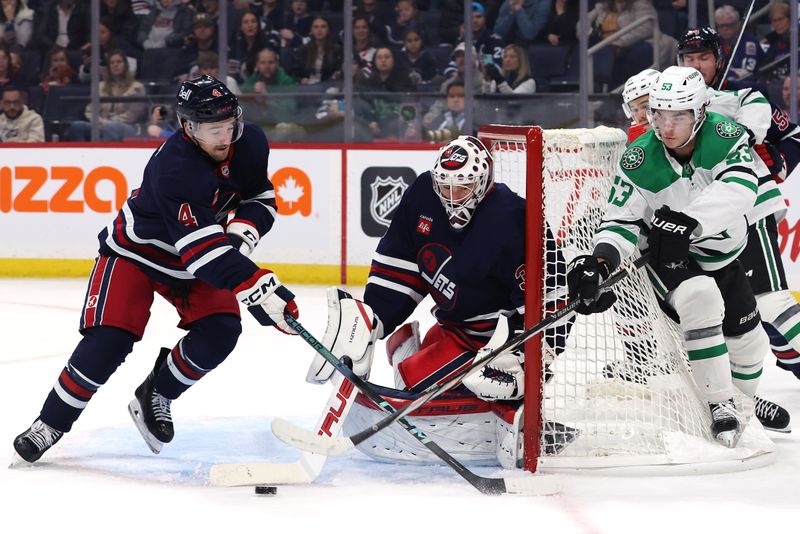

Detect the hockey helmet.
xmin=647 ymin=66 xmax=710 ymax=148
xmin=677 ymin=26 xmax=724 ymax=85
xmin=175 ymin=74 xmax=244 ymax=143
xmin=622 ymin=68 xmax=660 ymax=120
xmin=431 ymin=135 xmax=493 ymax=230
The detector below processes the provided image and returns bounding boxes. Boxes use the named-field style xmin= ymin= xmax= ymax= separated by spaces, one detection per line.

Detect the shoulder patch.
xmin=715 ymin=121 xmax=742 ymax=139
xmin=621 ymin=146 xmax=645 ymax=171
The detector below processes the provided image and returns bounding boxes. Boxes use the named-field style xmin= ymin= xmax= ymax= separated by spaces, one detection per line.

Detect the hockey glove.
xmin=566 ymin=255 xmax=616 ymax=315
xmin=753 ymin=143 xmax=787 ymax=183
xmin=227 ymin=220 xmax=260 ymax=257
xmin=464 ymin=348 xmax=525 ymax=401
xmin=235 ymin=269 xmax=299 ymax=334
xmin=647 ymin=206 xmax=698 ymax=268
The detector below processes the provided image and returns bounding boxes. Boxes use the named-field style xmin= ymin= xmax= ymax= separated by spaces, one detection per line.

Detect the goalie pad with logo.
xmin=306 ymin=288 xmax=379 ymax=384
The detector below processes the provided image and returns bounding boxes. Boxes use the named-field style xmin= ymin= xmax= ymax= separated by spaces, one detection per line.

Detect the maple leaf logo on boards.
xmin=271 ymin=167 xmax=312 ymax=216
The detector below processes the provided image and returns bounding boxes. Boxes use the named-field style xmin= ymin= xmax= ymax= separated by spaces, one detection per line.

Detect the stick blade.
xmin=501 ymin=474 xmax=562 ymax=496
xmin=271 ymin=417 xmax=354 ymax=456
xmin=209 ymin=462 xmax=314 ymax=486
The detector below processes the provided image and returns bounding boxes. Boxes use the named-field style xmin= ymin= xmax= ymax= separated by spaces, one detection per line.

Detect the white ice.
xmin=1 ymin=280 xmax=799 ymax=534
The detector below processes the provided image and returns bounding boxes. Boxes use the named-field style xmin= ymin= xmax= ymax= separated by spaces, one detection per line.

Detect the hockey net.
xmin=478 ymin=125 xmax=774 ymax=475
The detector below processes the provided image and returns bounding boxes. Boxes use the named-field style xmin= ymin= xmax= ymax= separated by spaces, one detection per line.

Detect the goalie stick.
xmin=208 ymin=369 xmax=357 ymax=486
xmin=272 ymin=253 xmax=649 ymax=458
xmin=273 ymin=314 xmax=561 ymax=496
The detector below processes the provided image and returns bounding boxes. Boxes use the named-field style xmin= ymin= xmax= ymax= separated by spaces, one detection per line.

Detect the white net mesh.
xmin=479 ymin=125 xmax=773 ymax=472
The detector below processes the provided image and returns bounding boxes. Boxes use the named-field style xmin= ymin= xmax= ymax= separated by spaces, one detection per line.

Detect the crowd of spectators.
xmin=0 ymin=0 xmax=796 ymax=143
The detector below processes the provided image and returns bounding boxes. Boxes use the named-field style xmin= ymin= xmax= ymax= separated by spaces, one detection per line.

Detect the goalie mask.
xmin=176 ymin=74 xmax=244 ymax=146
xmin=622 ymin=68 xmax=660 ymax=122
xmin=647 ymin=66 xmax=709 ymax=149
xmin=431 ymin=136 xmax=493 ymax=230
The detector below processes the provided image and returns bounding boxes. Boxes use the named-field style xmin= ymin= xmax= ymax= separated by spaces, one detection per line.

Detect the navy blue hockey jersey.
xmin=364 ymin=172 xmax=528 ymax=349
xmin=98 ymin=122 xmax=277 ymax=290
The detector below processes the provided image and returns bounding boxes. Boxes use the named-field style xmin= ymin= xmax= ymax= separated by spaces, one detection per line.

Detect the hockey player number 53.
xmin=608 ymin=175 xmax=633 ymax=207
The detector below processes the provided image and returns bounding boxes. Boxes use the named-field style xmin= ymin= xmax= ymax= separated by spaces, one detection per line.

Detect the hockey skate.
xmin=12 ymin=419 xmax=64 ymax=463
xmin=128 ymin=348 xmax=174 ymax=454
xmin=709 ymin=399 xmax=741 ymax=448
xmin=754 ymin=396 xmax=791 ymax=433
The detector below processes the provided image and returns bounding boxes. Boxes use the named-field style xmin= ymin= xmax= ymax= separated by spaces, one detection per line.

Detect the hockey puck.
xmin=254 ymin=485 xmax=277 ymax=495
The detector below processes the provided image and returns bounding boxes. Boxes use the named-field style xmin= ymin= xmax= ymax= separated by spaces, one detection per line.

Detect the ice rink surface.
xmin=2 ymin=280 xmax=799 ymax=534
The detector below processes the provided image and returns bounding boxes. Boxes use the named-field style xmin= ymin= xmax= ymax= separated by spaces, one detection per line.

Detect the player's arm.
xmin=732 ymin=88 xmax=771 ymax=144
xmin=363 ymin=179 xmax=428 ymax=338
xmin=683 ymin=139 xmax=758 ymax=238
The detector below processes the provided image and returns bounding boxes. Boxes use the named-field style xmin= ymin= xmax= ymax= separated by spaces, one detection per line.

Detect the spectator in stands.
xmin=36 ymin=0 xmax=89 ymax=51
xmin=782 ymin=74 xmax=800 ymax=114
xmin=78 ymin=17 xmax=139 ymax=83
xmin=352 ymin=15 xmax=378 ymax=72
xmin=385 ymin=0 xmax=424 ymax=47
xmin=540 ymin=0 xmax=578 ymax=46
xmin=452 ymin=3 xmax=505 ymax=67
xmin=0 ymin=85 xmax=43 ymax=141
xmin=230 ymin=10 xmax=279 ymax=82
xmin=494 ymin=0 xmax=550 ymax=45
xmin=355 ymin=46 xmax=415 ymax=139
xmin=585 ymin=0 xmax=677 ymax=88
xmin=64 ymin=50 xmax=146 ymax=141
xmin=145 ymin=103 xmax=176 ymax=138
xmin=280 ymin=0 xmax=312 ymax=46
xmin=438 ymin=0 xmax=467 ymax=46
xmin=715 ymin=5 xmax=761 ymax=82
xmin=0 ymin=46 xmax=24 ymax=91
xmin=397 ymin=27 xmax=436 ymax=84
xmin=137 ymin=0 xmax=193 ymax=50
xmin=101 ymin=0 xmax=138 ymax=47
xmin=355 ymin=0 xmax=392 ymax=44
xmin=40 ymin=45 xmax=75 ymax=93
xmin=1 ymin=0 xmax=34 ymax=49
xmin=241 ymin=46 xmax=296 ymax=93
xmin=255 ymin=0 xmax=285 ymax=35
xmin=424 ymin=79 xmax=465 ymax=142
xmin=293 ymin=15 xmax=342 ymax=85
xmin=481 ymin=43 xmax=535 ymax=93
xmin=759 ymin=2 xmax=795 ymax=82
xmin=176 ymin=12 xmax=218 ymax=80
xmin=193 ymin=51 xmax=241 ymax=94
xmin=442 ymin=41 xmax=483 ymax=92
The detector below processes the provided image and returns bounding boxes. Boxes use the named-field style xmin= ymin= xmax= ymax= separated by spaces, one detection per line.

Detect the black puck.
xmin=254 ymin=485 xmax=277 ymax=495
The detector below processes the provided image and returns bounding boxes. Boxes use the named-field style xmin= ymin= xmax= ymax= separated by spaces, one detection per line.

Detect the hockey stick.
xmin=273 ymin=315 xmax=561 ymax=496
xmin=208 ymin=369 xmax=357 ymax=486
xmin=272 ymin=256 xmax=648 ymax=482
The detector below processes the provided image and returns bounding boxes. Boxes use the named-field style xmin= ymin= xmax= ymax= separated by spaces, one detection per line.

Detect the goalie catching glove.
xmin=463 ymin=315 xmax=525 ymax=401
xmin=306 ymin=287 xmax=380 ymax=383
xmin=235 ymin=269 xmax=299 ymax=334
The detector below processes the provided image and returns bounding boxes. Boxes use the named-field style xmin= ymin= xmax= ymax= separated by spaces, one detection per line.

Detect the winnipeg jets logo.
xmin=440 ymin=146 xmax=469 ymax=170
xmin=418 ymin=243 xmax=458 ymax=309
xmin=716 ymin=122 xmax=742 ymax=139
xmin=621 ymin=146 xmax=645 ymax=170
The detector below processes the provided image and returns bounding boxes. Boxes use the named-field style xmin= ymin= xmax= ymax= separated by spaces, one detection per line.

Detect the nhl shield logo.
xmin=369 ymin=175 xmax=409 ymax=227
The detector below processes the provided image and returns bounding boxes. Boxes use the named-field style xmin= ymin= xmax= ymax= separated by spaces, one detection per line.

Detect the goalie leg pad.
xmin=306 ymin=288 xmax=378 ymax=384
xmin=492 ymin=402 xmax=524 ymax=469
xmin=386 ymin=321 xmax=421 ymax=389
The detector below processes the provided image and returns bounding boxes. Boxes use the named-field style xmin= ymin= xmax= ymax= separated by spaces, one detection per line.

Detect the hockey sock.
xmin=685 ymin=325 xmax=735 ymax=402
xmin=154 ymin=314 xmax=241 ymax=399
xmin=756 ymin=292 xmax=800 ymax=365
xmin=725 ymin=326 xmax=768 ymax=397
xmin=40 ymin=326 xmax=136 ymax=432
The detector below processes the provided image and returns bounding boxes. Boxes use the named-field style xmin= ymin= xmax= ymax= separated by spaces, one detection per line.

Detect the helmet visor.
xmin=185 ymin=107 xmax=244 ymax=145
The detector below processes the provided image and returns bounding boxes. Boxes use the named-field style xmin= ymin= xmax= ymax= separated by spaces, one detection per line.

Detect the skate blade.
xmin=714 ymin=428 xmax=742 ymax=448
xmin=127 ymin=399 xmax=164 ymax=454
xmin=763 ymin=424 xmax=791 ymax=434
xmin=8 ymin=452 xmax=33 ymax=468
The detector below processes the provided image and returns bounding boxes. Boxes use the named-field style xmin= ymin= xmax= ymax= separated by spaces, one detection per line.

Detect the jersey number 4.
xmin=178 ymin=203 xmax=198 ymax=227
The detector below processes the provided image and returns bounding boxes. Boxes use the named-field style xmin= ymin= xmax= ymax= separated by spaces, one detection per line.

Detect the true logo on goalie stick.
xmin=621 ymin=146 xmax=645 ymax=170
xmin=715 ymin=122 xmax=742 ymax=139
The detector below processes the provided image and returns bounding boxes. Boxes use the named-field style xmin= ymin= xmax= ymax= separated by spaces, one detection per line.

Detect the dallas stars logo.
xmin=621 ymin=146 xmax=645 ymax=170
xmin=715 ymin=121 xmax=741 ymax=139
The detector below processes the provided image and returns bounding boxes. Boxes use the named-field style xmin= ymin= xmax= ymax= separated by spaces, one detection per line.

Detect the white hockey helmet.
xmin=647 ymin=66 xmax=710 ymax=148
xmin=622 ymin=68 xmax=660 ymax=119
xmin=431 ymin=135 xmax=494 ymax=230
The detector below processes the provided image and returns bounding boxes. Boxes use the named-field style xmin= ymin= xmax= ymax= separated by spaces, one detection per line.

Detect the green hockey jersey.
xmin=593 ymin=112 xmax=760 ymax=270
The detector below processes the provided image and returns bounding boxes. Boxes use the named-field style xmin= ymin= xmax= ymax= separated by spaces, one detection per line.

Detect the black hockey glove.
xmin=566 ymin=255 xmax=616 ymax=315
xmin=753 ymin=143 xmax=787 ymax=183
xmin=647 ymin=206 xmax=698 ymax=268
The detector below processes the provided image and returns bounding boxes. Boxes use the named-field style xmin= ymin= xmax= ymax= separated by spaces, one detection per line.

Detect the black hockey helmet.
xmin=677 ymin=26 xmax=723 ymax=59
xmin=175 ymin=74 xmax=240 ymax=124
xmin=175 ymin=74 xmax=243 ymax=143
